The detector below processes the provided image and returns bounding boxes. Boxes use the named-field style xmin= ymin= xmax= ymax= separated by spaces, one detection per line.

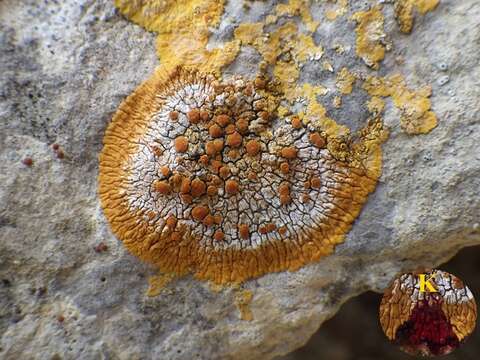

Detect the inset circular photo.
xmin=379 ymin=269 xmax=477 ymax=357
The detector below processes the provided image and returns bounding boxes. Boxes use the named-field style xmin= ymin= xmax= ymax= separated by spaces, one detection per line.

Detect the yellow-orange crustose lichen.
xmin=394 ymin=0 xmax=440 ymax=33
xmin=146 ymin=273 xmax=175 ymax=297
xmin=114 ymin=0 xmax=238 ymax=74
xmin=274 ymin=0 xmax=319 ymax=33
xmin=363 ymin=74 xmax=437 ymax=134
xmin=324 ymin=0 xmax=348 ymax=21
xmin=114 ymin=0 xmax=439 ymax=137
xmin=351 ymin=6 xmax=387 ymax=69
xmin=99 ymin=67 xmax=382 ymax=284
xmin=336 ymin=67 xmax=356 ymax=95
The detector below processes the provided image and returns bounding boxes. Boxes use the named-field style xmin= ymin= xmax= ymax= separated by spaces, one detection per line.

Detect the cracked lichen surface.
xmin=99 ymin=68 xmax=383 ymax=284
xmin=379 ymin=270 xmax=477 ymax=352
xmin=105 ymin=0 xmax=440 ymax=284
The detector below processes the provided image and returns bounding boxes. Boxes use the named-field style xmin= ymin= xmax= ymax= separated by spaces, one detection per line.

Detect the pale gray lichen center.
xmin=124 ymin=79 xmax=354 ymax=250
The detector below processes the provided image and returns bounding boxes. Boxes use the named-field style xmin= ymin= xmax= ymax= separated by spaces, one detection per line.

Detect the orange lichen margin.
xmin=98 ymin=67 xmax=385 ymax=285
xmin=394 ymin=0 xmax=440 ymax=33
xmin=146 ymin=273 xmax=175 ymax=297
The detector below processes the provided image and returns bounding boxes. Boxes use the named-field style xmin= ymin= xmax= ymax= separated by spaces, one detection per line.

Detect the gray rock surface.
xmin=1 ymin=0 xmax=479 ymax=359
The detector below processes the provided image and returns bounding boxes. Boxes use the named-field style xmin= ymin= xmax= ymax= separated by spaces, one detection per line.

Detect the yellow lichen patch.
xmin=363 ymin=74 xmax=437 ymax=134
xmin=233 ymin=21 xmax=323 ymax=102
xmin=295 ymin=34 xmax=324 ymax=63
xmin=236 ymin=22 xmax=295 ymax=64
xmin=277 ymin=105 xmax=291 ymax=119
xmin=273 ymin=61 xmax=300 ymax=93
xmin=265 ymin=14 xmax=278 ymax=25
xmin=234 ymin=23 xmax=264 ymax=45
xmin=322 ymin=60 xmax=334 ymax=72
xmin=394 ymin=0 xmax=440 ymax=33
xmin=336 ymin=67 xmax=356 ymax=95
xmin=114 ymin=0 xmax=239 ymax=74
xmin=351 ymin=6 xmax=387 ymax=69
xmin=352 ymin=118 xmax=389 ymax=180
xmin=366 ymin=96 xmax=385 ymax=115
xmin=298 ymin=83 xmax=348 ymax=138
xmin=324 ymin=0 xmax=348 ymax=21
xmin=98 ymin=67 xmax=386 ymax=285
xmin=235 ymin=289 xmax=254 ymax=321
xmin=416 ymin=0 xmax=441 ymax=14
xmin=272 ymin=37 xmax=323 ymax=99
xmin=114 ymin=0 xmax=224 ymax=32
xmin=146 ymin=273 xmax=175 ymax=297
xmin=333 ymin=96 xmax=342 ymax=108
xmin=240 ymin=23 xmax=282 ymax=64
xmin=237 ymin=22 xmax=323 ymax=68
xmin=275 ymin=0 xmax=319 ymax=33
xmin=155 ymin=34 xmax=240 ymax=74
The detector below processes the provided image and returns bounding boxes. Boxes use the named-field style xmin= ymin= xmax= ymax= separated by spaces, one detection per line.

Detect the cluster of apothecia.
xmin=98 ymin=67 xmax=377 ymax=284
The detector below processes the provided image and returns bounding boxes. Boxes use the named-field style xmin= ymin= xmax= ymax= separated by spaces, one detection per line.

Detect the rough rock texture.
xmin=0 ymin=1 xmax=479 ymax=359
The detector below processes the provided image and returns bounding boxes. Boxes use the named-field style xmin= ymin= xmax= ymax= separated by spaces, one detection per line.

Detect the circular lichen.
xmin=98 ymin=67 xmax=380 ymax=284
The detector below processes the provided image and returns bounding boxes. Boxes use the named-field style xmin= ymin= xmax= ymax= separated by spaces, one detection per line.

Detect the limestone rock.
xmin=0 ymin=0 xmax=479 ymax=359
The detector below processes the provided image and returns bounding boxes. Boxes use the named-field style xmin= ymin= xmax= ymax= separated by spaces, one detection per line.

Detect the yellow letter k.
xmin=419 ymin=274 xmax=438 ymax=292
